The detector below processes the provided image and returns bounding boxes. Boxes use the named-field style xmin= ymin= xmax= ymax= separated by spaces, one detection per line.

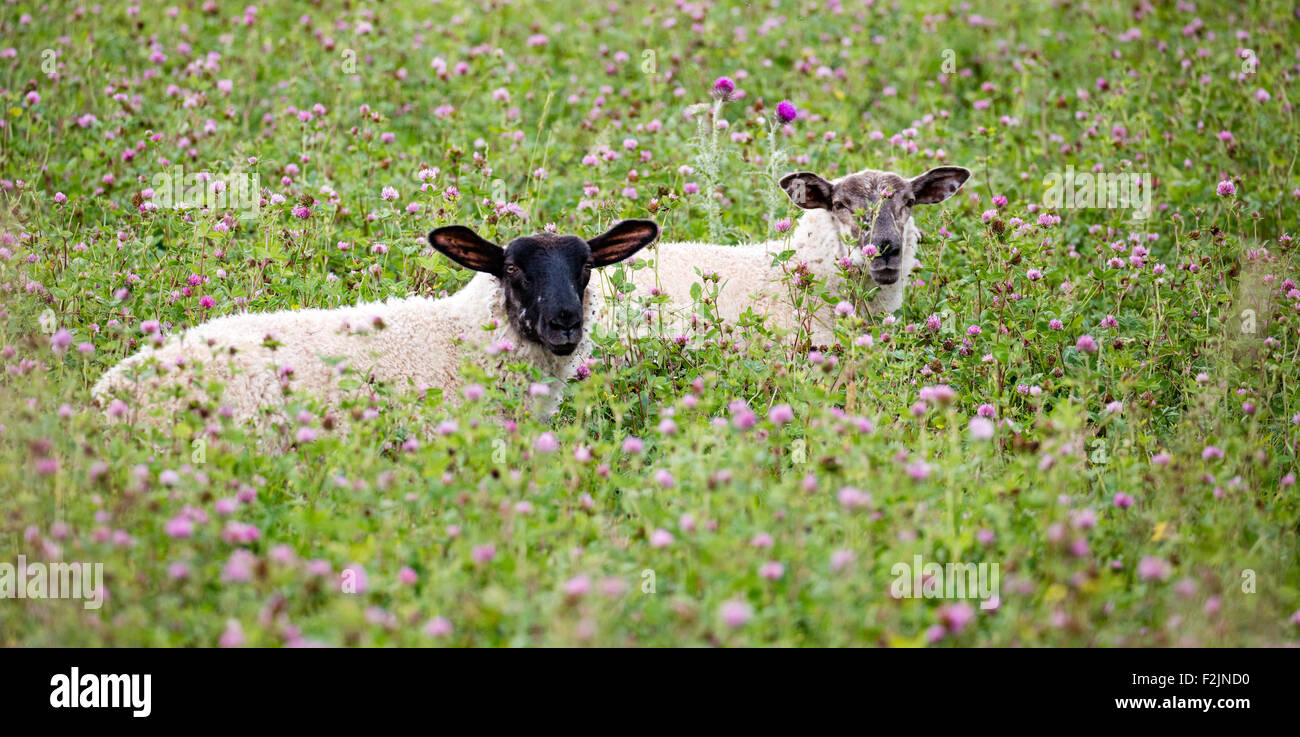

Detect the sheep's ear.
xmin=910 ymin=166 xmax=971 ymax=204
xmin=428 ymin=226 xmax=505 ymax=276
xmin=779 ymin=172 xmax=833 ymax=210
xmin=588 ymin=219 xmax=660 ymax=267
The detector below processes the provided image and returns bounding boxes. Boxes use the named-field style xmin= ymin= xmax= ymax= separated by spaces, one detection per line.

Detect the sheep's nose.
xmin=549 ymin=310 xmax=581 ymax=332
xmin=876 ymin=240 xmax=898 ymax=258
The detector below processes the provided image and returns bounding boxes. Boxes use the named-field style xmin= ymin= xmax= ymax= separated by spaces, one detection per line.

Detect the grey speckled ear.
xmin=909 ymin=166 xmax=971 ymax=204
xmin=779 ymin=172 xmax=834 ymax=210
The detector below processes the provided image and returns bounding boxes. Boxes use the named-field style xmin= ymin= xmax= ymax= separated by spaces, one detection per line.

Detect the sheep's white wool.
xmin=93 ymin=272 xmax=598 ymax=426
xmin=598 ymin=198 xmax=920 ymax=347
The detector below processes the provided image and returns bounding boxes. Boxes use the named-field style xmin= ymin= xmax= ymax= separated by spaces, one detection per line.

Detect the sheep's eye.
xmin=505 ymin=264 xmax=521 ymax=278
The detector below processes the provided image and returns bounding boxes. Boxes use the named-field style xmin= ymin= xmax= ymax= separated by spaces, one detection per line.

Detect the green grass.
xmin=0 ymin=0 xmax=1297 ymax=646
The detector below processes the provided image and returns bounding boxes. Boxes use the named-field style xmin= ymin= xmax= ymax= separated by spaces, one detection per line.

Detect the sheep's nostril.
xmin=549 ymin=315 xmax=581 ymax=333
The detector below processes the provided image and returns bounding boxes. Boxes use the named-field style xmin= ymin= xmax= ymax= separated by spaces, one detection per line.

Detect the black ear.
xmin=428 ymin=226 xmax=505 ymax=276
xmin=587 ymin=219 xmax=660 ymax=267
xmin=910 ymin=166 xmax=971 ymax=204
xmin=779 ymin=172 xmax=834 ymax=210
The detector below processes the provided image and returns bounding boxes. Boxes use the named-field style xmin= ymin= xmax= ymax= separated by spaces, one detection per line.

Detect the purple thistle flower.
xmin=776 ymin=100 xmax=797 ymax=123
xmin=711 ymin=76 xmax=735 ymax=100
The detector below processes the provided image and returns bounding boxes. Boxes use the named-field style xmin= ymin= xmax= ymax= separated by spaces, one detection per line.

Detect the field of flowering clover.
xmin=1 ymin=0 xmax=1298 ymax=647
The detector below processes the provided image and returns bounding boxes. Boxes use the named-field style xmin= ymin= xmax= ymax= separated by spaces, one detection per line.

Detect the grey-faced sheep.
xmin=599 ymin=166 xmax=970 ymax=347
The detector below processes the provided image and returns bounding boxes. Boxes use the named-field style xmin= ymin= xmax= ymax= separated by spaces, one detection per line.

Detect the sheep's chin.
xmin=868 ymin=254 xmax=902 ymax=285
xmin=546 ymin=341 xmax=579 ymax=356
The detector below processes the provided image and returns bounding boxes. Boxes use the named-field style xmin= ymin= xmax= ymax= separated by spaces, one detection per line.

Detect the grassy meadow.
xmin=0 ymin=0 xmax=1298 ymax=646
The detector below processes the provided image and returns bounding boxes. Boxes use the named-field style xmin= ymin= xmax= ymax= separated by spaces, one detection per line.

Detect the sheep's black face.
xmin=500 ymin=235 xmax=592 ymax=355
xmin=780 ymin=166 xmax=972 ymax=286
xmin=428 ymin=220 xmax=660 ymax=356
